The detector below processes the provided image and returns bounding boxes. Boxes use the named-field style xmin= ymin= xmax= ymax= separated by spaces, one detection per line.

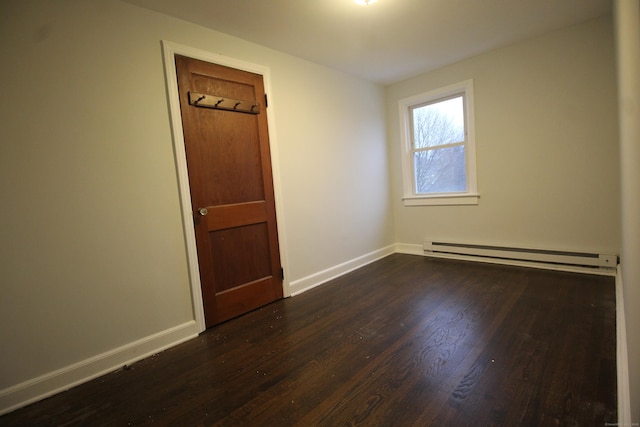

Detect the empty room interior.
xmin=1 ymin=0 xmax=639 ymax=425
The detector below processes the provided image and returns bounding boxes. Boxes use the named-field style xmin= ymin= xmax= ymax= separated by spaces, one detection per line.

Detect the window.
xmin=398 ymin=80 xmax=478 ymax=206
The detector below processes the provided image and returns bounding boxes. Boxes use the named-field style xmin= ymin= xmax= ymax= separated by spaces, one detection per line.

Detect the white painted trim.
xmin=0 ymin=321 xmax=199 ymax=416
xmin=161 ymin=41 xmax=205 ymax=331
xmin=616 ymin=265 xmax=632 ymax=426
xmin=398 ymin=79 xmax=478 ymax=204
xmin=395 ymin=243 xmax=617 ymax=276
xmin=403 ymin=193 xmax=479 ymax=206
xmin=160 ymin=41 xmax=291 ymax=329
xmin=289 ymin=245 xmax=396 ymax=296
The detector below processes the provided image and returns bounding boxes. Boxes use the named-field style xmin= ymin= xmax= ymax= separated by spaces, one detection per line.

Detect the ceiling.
xmin=125 ymin=0 xmax=612 ymax=85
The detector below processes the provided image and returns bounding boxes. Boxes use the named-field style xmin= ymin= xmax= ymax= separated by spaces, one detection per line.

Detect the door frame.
xmin=161 ymin=40 xmax=290 ymax=332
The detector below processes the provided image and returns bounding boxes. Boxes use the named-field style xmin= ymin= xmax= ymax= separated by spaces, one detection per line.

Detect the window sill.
xmin=402 ymin=193 xmax=479 ymax=206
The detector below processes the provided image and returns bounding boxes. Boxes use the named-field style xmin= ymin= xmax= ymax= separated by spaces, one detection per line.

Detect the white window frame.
xmin=398 ymin=80 xmax=479 ymax=206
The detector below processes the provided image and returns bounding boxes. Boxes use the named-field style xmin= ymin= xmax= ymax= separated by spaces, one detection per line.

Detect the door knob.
xmin=197 ymin=208 xmax=208 ymax=216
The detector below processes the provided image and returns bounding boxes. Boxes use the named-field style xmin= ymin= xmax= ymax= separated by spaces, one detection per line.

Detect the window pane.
xmin=414 ymin=146 xmax=467 ymax=193
xmin=412 ymin=96 xmax=464 ymax=149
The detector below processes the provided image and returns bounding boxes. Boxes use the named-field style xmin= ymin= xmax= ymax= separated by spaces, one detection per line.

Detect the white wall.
xmin=615 ymin=0 xmax=640 ymax=423
xmin=387 ymin=16 xmax=620 ymax=255
xmin=0 ymin=0 xmax=391 ymax=411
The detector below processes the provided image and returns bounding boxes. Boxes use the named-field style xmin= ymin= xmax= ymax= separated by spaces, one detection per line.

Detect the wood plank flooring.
xmin=0 ymin=254 xmax=617 ymax=426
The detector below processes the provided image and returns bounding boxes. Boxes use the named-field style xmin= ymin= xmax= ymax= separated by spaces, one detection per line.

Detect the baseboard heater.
xmin=423 ymin=241 xmax=618 ymax=269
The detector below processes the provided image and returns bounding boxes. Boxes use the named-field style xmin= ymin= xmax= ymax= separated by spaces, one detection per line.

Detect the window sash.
xmin=412 ymin=140 xmax=466 ymax=153
xmin=409 ymin=94 xmax=466 ymax=150
xmin=412 ymin=146 xmax=468 ymax=194
xmin=409 ymin=93 xmax=468 ymax=195
xmin=398 ymin=80 xmax=478 ymax=206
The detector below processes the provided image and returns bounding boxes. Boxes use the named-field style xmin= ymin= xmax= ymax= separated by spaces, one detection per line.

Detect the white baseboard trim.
xmin=396 ymin=243 xmax=616 ymax=277
xmin=616 ymin=265 xmax=632 ymax=426
xmin=288 ymin=245 xmax=396 ymax=296
xmin=0 ymin=320 xmax=200 ymax=416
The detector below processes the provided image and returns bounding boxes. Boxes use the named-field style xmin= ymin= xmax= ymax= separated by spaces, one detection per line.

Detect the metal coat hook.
xmin=188 ymin=91 xmax=261 ymax=114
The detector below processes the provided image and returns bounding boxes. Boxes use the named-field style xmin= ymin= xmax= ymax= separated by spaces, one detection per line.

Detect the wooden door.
xmin=175 ymin=55 xmax=283 ymax=328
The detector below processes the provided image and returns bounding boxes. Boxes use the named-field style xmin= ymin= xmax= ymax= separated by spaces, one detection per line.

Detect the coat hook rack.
xmin=188 ymin=92 xmax=261 ymax=115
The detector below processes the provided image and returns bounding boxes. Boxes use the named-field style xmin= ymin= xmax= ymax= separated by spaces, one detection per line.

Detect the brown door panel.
xmin=175 ymin=55 xmax=283 ymax=327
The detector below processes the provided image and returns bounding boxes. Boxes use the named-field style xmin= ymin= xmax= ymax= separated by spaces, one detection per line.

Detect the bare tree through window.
xmin=411 ymin=96 xmax=467 ymax=193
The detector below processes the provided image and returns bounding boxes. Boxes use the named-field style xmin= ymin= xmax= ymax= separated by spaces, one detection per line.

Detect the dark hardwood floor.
xmin=1 ymin=254 xmax=617 ymax=426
